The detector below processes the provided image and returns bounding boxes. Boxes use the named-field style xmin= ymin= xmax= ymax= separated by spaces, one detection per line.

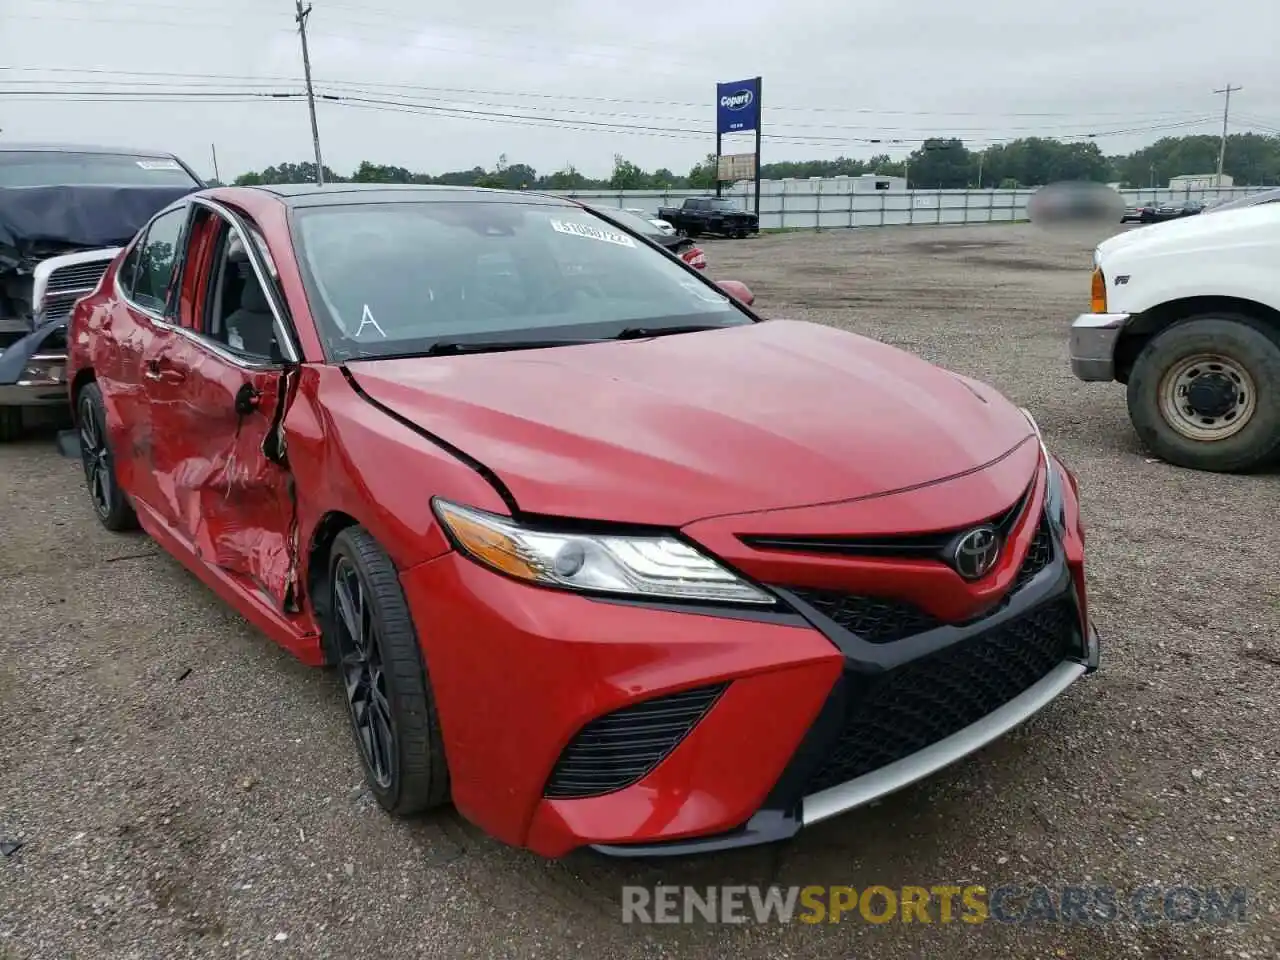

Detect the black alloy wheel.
xmin=333 ymin=554 xmax=396 ymax=789
xmin=327 ymin=526 xmax=450 ymax=815
xmin=77 ymin=382 xmax=137 ymax=531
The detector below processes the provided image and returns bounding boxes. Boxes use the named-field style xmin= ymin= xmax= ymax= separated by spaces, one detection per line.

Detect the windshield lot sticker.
xmin=550 ymin=219 xmax=635 ymax=247
xmin=356 ymin=304 xmax=387 ymax=338
xmin=135 ymin=159 xmax=184 ymax=171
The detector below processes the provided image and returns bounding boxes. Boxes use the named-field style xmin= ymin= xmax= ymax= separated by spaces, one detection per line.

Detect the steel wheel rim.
xmin=1159 ymin=353 xmax=1257 ymax=442
xmin=78 ymin=395 xmax=113 ymax=518
xmin=333 ymin=558 xmax=395 ymax=789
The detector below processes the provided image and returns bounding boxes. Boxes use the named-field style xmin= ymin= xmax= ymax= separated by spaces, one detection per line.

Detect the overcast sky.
xmin=1 ymin=0 xmax=1277 ymax=182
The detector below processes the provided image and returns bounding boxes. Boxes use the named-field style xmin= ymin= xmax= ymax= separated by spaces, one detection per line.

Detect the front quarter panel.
xmin=284 ymin=364 xmax=511 ymax=578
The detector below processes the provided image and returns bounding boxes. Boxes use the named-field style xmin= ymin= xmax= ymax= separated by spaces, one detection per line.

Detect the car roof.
xmin=249 ymin=182 xmax=575 ymax=209
xmin=0 ymin=141 xmax=180 ymax=158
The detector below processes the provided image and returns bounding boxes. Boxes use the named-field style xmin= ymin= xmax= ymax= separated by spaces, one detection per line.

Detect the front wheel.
xmin=1126 ymin=314 xmax=1280 ymax=472
xmin=76 ymin=383 xmax=137 ymax=530
xmin=327 ymin=526 xmax=450 ymax=816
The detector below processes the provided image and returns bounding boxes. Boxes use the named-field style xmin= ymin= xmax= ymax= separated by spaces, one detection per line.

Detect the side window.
xmin=131 ymin=208 xmax=187 ymax=313
xmin=116 ymin=238 xmax=143 ymax=298
xmin=202 ymin=219 xmax=281 ymax=362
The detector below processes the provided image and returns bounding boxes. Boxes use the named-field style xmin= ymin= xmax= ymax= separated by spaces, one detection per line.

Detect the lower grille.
xmin=543 ymin=684 xmax=727 ymax=800
xmin=803 ymin=599 xmax=1080 ymax=797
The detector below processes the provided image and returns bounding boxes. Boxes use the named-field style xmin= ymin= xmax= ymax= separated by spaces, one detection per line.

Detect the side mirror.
xmin=716 ymin=279 xmax=755 ymax=306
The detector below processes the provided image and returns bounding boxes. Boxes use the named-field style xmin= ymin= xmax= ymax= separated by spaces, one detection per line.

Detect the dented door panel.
xmin=148 ymin=334 xmax=299 ymax=611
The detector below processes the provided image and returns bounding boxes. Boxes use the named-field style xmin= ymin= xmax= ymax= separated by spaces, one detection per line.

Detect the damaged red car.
xmin=66 ymin=184 xmax=1099 ymax=858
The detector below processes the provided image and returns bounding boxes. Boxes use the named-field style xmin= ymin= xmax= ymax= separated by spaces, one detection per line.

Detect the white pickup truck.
xmin=1069 ymin=201 xmax=1280 ymax=472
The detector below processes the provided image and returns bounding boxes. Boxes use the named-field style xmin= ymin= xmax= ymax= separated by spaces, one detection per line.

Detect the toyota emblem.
xmin=952 ymin=525 xmax=1001 ymax=580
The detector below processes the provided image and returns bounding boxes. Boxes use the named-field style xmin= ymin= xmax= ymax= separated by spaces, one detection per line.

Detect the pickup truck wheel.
xmin=0 ymin=407 xmax=21 ymax=443
xmin=1126 ymin=314 xmax=1280 ymax=472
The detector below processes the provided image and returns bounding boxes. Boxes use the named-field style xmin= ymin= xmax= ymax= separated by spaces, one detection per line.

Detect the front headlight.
xmin=432 ymin=499 xmax=776 ymax=605
xmin=1019 ymin=408 xmax=1066 ymax=531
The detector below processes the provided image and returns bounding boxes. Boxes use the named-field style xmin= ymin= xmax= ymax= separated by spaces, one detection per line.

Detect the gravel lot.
xmin=2 ymin=222 xmax=1277 ymax=960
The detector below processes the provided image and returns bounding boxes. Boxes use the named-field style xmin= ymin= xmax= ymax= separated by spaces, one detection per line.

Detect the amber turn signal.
xmin=1090 ymin=267 xmax=1107 ymax=314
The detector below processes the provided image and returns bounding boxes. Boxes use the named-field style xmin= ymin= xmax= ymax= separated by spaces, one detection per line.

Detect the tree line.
xmin=227 ymin=133 xmax=1280 ymax=192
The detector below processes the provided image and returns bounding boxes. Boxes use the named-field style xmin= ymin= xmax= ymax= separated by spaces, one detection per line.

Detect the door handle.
xmin=144 ymin=360 xmax=185 ymax=383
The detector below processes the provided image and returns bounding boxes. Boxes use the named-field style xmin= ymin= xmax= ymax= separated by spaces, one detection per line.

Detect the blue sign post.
xmin=714 ymin=77 xmax=762 ymax=216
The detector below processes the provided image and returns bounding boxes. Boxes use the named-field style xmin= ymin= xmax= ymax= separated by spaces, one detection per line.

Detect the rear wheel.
xmin=327 ymin=526 xmax=450 ymax=816
xmin=0 ymin=406 xmax=21 ymax=443
xmin=1126 ymin=314 xmax=1280 ymax=472
xmin=76 ymin=383 xmax=137 ymax=530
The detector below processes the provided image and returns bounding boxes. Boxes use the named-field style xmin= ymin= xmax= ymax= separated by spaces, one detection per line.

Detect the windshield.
xmin=0 ymin=151 xmax=200 ymax=188
xmin=291 ymin=200 xmax=749 ymax=361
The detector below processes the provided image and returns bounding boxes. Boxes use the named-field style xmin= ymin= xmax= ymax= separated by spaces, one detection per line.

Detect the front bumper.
xmin=400 ymin=455 xmax=1096 ymax=859
xmin=0 ymin=318 xmax=69 ymax=407
xmin=1070 ymin=312 xmax=1130 ymax=382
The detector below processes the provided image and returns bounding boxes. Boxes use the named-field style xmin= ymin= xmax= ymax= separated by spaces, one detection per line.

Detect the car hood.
xmin=345 ymin=320 xmax=1035 ymax=526
xmin=1098 ymin=202 xmax=1280 ymax=262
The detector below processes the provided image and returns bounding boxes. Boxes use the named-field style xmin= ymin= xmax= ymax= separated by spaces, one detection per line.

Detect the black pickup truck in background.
xmin=656 ymin=197 xmax=759 ymax=239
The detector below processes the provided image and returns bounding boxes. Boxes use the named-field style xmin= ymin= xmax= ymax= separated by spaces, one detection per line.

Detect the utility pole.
xmin=210 ymin=143 xmax=221 ymax=184
xmin=295 ymin=0 xmax=325 ymax=186
xmin=1213 ymin=83 xmax=1242 ymax=188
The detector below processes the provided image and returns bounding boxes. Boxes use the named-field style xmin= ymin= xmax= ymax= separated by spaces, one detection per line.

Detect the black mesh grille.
xmin=1013 ymin=518 xmax=1054 ymax=590
xmin=543 ymin=684 xmax=727 ymax=800
xmin=788 ymin=590 xmax=942 ymax=643
xmin=804 ymin=599 xmax=1080 ymax=796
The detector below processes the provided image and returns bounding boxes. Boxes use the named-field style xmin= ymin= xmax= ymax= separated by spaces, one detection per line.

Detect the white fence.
xmin=554 ymin=183 xmax=1269 ymax=231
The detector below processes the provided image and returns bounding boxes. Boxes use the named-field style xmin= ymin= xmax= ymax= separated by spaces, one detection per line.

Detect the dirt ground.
xmin=2 ymin=223 xmax=1277 ymax=960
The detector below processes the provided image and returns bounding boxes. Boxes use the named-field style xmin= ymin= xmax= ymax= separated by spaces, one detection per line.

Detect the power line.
xmin=0 ymin=65 xmax=1226 ymax=119
xmin=0 ymin=86 xmax=1220 ymax=147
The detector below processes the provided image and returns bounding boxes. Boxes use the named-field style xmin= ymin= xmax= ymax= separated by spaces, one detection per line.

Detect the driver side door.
xmin=143 ymin=201 xmax=304 ymax=612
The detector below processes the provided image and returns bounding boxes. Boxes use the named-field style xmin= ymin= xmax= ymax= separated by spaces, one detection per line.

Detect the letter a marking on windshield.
xmin=356 ymin=304 xmax=387 ymax=339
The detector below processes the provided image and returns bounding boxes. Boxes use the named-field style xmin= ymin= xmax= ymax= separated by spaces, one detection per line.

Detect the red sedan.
xmin=66 ymin=185 xmax=1098 ymax=858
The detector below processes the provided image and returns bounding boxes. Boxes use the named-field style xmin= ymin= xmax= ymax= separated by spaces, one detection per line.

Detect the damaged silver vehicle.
xmin=0 ymin=142 xmax=204 ymax=440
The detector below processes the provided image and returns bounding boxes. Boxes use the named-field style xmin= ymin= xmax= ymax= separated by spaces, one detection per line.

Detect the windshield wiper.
xmin=424 ymin=338 xmax=606 ymax=356
xmin=613 ymin=323 xmax=732 ymax=340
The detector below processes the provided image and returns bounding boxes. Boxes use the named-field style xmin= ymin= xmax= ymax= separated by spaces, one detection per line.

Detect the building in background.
xmin=1169 ymin=173 xmax=1234 ymax=192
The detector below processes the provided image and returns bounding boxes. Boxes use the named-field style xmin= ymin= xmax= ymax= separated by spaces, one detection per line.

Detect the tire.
xmin=326 ymin=526 xmax=450 ymax=816
xmin=0 ymin=406 xmax=21 ymax=442
xmin=76 ymin=382 xmax=138 ymax=531
xmin=1126 ymin=313 xmax=1280 ymax=472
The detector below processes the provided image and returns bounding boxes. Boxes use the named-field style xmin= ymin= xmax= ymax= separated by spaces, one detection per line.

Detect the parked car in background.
xmin=0 ymin=142 xmax=203 ymax=440
xmin=1070 ymin=201 xmax=1280 ymax=472
xmin=657 ymin=197 xmax=759 ymax=239
xmin=1202 ymin=187 xmax=1280 ymax=214
xmin=68 ymin=183 xmax=1095 ymax=858
xmin=587 ymin=204 xmax=713 ymax=277
xmin=623 ymin=207 xmax=676 ymax=235
xmin=1120 ymin=199 xmax=1203 ymax=224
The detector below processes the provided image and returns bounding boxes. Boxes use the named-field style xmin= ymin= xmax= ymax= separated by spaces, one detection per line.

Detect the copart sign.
xmin=716 ymin=78 xmax=761 ymax=135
